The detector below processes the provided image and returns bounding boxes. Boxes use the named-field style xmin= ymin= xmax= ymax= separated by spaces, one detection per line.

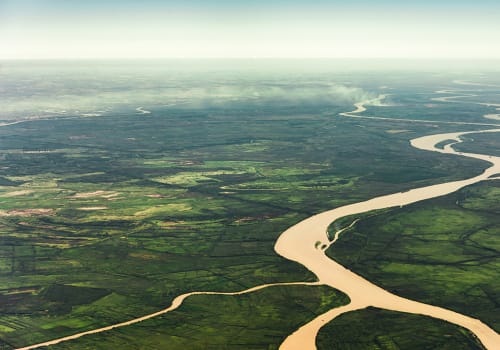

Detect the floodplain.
xmin=0 ymin=61 xmax=499 ymax=349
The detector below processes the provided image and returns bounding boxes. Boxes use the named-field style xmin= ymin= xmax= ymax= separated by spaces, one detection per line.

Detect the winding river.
xmin=14 ymin=88 xmax=500 ymax=350
xmin=277 ymin=90 xmax=500 ymax=349
xmin=276 ymin=121 xmax=500 ymax=349
xmin=16 ymin=282 xmax=321 ymax=350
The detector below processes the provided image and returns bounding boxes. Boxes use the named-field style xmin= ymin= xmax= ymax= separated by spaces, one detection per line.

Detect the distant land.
xmin=0 ymin=60 xmax=499 ymax=350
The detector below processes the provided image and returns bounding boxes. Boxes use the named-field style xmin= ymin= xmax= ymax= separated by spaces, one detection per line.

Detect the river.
xmin=277 ymin=101 xmax=500 ymax=350
xmin=13 ymin=90 xmax=500 ymax=350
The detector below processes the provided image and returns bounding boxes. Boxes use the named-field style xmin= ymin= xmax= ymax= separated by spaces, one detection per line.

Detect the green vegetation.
xmin=328 ymin=180 xmax=500 ymax=332
xmin=1 ymin=66 xmax=499 ymax=348
xmin=48 ymin=284 xmax=348 ymax=350
xmin=317 ymin=308 xmax=484 ymax=350
xmin=457 ymin=132 xmax=500 ymax=157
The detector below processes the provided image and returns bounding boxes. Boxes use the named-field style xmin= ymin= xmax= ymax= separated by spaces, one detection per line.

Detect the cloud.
xmin=169 ymin=83 xmax=376 ymax=108
xmin=0 ymin=65 xmax=375 ymax=119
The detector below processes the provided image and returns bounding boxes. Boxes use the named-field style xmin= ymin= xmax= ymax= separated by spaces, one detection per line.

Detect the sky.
xmin=1 ymin=0 xmax=500 ymax=59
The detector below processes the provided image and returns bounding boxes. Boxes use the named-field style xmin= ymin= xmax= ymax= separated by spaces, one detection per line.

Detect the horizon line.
xmin=2 ymin=57 xmax=500 ymax=61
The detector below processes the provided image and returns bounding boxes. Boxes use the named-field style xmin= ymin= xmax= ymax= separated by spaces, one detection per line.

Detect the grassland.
xmin=317 ymin=308 xmax=484 ymax=350
xmin=44 ymin=284 xmax=348 ymax=350
xmin=327 ymin=179 xmax=500 ymax=335
xmin=1 ymin=68 xmax=499 ymax=348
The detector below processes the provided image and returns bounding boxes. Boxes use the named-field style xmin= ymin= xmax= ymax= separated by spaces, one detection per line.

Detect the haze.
xmin=1 ymin=0 xmax=500 ymax=59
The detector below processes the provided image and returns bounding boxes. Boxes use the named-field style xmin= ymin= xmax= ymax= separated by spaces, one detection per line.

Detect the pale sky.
xmin=1 ymin=0 xmax=500 ymax=59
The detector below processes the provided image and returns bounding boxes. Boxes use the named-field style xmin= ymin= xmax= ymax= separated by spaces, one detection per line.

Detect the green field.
xmin=1 ymin=64 xmax=499 ymax=349
xmin=317 ymin=308 xmax=484 ymax=350
xmin=327 ymin=180 xmax=500 ymax=334
xmin=46 ymin=284 xmax=348 ymax=350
